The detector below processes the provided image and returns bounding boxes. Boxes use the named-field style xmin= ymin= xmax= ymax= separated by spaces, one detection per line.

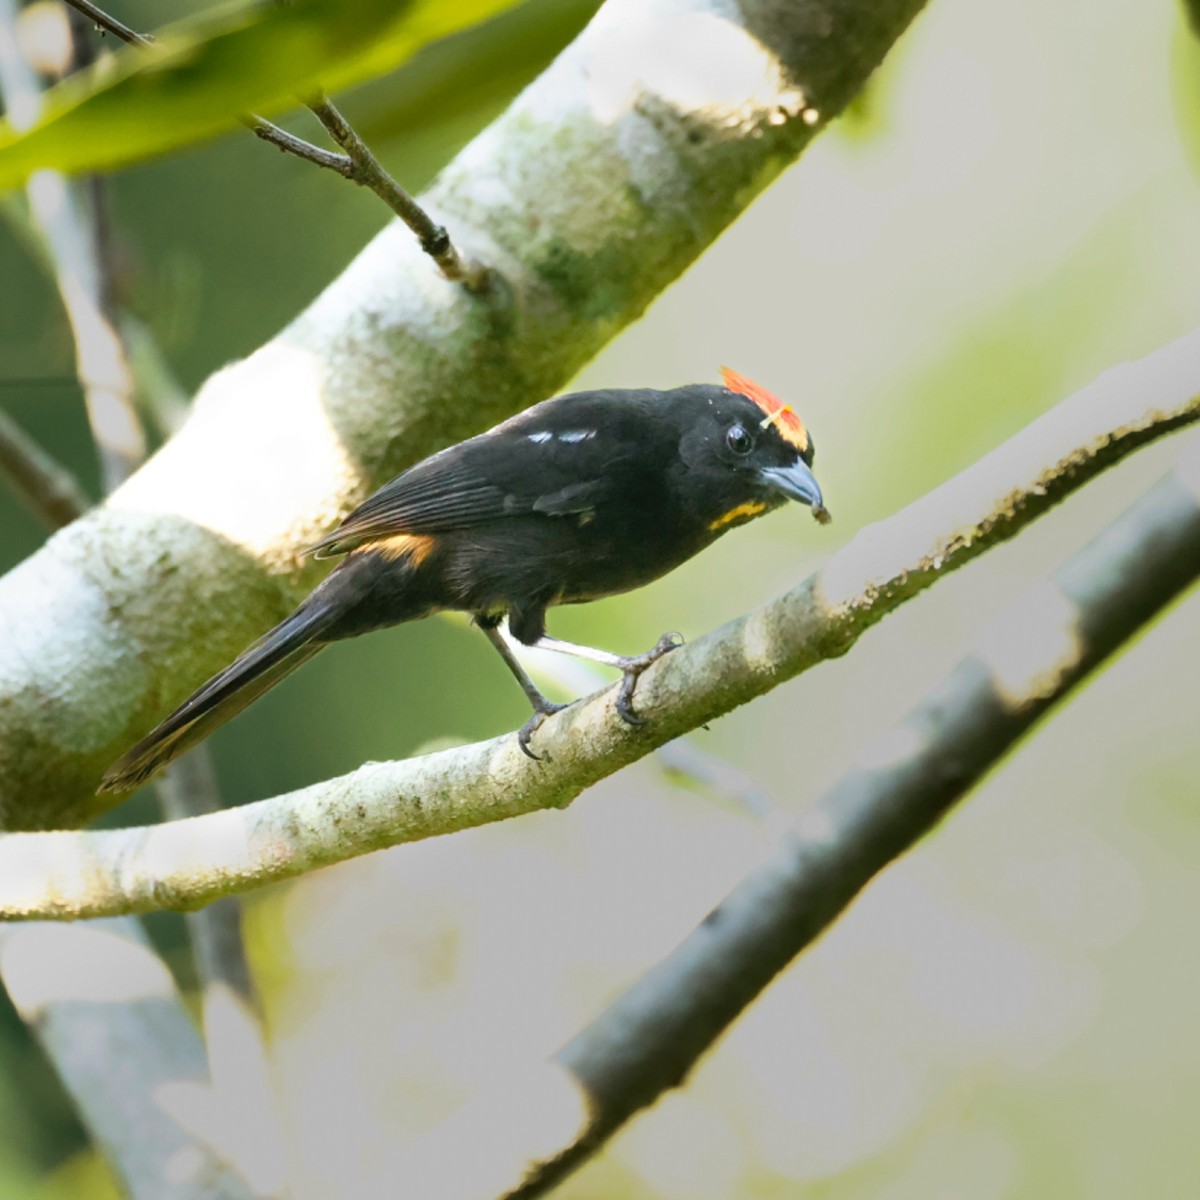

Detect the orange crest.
xmin=720 ymin=367 xmax=810 ymax=456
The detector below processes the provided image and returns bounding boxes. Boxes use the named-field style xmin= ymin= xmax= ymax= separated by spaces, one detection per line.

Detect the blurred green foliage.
xmin=0 ymin=0 xmax=524 ymax=183
xmin=2 ymin=0 xmax=1200 ymax=1196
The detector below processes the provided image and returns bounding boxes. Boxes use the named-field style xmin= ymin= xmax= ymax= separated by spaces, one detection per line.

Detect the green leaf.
xmin=0 ymin=0 xmax=523 ymax=188
xmin=356 ymin=0 xmax=599 ymax=144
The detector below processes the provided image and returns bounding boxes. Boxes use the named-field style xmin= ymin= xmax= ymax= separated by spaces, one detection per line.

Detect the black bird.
xmin=100 ymin=369 xmax=827 ymax=792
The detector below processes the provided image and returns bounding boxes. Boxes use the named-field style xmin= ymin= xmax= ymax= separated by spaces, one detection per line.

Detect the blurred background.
xmin=2 ymin=0 xmax=1200 ymax=1195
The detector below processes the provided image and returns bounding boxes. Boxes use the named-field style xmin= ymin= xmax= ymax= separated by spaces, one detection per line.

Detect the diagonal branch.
xmin=0 ymin=327 xmax=1196 ymax=920
xmin=412 ymin=422 xmax=1200 ymax=1200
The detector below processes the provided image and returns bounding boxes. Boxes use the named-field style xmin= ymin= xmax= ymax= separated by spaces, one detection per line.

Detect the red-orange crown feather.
xmin=720 ymin=368 xmax=810 ymax=456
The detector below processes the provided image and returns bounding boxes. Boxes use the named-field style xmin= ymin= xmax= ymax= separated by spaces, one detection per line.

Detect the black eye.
xmin=726 ymin=424 xmax=753 ymax=455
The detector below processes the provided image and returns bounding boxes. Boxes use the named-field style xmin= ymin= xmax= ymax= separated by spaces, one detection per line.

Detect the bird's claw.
xmin=615 ymin=631 xmax=684 ymax=727
xmin=517 ymin=701 xmax=567 ymax=761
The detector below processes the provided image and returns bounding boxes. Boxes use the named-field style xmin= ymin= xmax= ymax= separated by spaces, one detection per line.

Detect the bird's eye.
xmin=726 ymin=424 xmax=753 ymax=455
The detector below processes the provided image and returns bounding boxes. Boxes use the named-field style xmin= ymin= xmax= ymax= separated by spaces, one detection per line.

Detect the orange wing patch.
xmin=370 ymin=533 xmax=436 ymax=566
xmin=720 ymin=367 xmax=811 ymax=456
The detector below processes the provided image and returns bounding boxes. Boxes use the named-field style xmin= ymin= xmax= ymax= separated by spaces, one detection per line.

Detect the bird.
xmin=99 ymin=368 xmax=827 ymax=792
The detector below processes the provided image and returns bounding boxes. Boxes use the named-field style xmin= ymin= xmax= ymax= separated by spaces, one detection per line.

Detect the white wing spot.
xmin=558 ymin=430 xmax=595 ymax=443
xmin=527 ymin=431 xmax=553 ymax=444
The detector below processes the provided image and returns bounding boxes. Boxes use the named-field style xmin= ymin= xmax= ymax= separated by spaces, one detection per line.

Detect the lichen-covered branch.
xmin=0 ymin=0 xmax=928 ymax=830
xmin=0 ymin=327 xmax=1196 ymax=919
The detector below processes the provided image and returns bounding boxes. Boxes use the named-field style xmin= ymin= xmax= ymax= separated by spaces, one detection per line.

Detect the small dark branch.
xmin=308 ymin=95 xmax=490 ymax=290
xmin=505 ymin=443 xmax=1200 ymax=1199
xmin=62 ymin=0 xmax=147 ymax=46
xmin=246 ymin=114 xmax=355 ymax=175
xmin=0 ymin=407 xmax=91 ymax=527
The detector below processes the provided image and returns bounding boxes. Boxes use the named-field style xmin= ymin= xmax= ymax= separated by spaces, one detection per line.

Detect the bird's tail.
xmin=99 ymin=599 xmax=339 ymax=794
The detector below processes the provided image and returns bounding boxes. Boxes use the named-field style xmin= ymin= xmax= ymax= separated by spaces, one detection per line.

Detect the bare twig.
xmin=308 ymin=94 xmax=489 ymax=288
xmin=60 ymin=0 xmax=488 ymax=285
xmin=1 ymin=328 xmax=1198 ymax=919
xmin=0 ymin=407 xmax=91 ymax=526
xmin=62 ymin=0 xmax=145 ymax=46
xmin=61 ymin=0 xmax=353 ymax=172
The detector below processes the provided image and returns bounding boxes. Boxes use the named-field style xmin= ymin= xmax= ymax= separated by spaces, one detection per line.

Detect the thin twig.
xmin=2 ymin=327 xmax=1199 ymax=919
xmin=62 ymin=0 xmax=145 ymax=45
xmin=0 ymin=407 xmax=91 ymax=526
xmin=63 ymin=0 xmax=355 ymax=171
xmin=308 ymin=94 xmax=489 ymax=288
xmin=60 ymin=0 xmax=487 ymax=284
xmin=247 ymin=116 xmax=354 ymax=174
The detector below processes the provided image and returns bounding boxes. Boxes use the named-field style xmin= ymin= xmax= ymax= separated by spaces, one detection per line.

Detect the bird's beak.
xmin=759 ymin=460 xmax=824 ymax=511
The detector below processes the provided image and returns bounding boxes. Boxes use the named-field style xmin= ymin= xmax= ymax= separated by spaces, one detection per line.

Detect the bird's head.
xmin=675 ymin=369 xmax=829 ymax=533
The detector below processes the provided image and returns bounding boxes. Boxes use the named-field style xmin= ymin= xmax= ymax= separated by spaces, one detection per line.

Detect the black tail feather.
xmin=99 ymin=603 xmax=336 ymax=793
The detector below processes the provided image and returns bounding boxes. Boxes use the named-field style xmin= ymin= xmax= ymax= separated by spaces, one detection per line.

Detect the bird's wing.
xmin=307 ymin=401 xmax=656 ymax=558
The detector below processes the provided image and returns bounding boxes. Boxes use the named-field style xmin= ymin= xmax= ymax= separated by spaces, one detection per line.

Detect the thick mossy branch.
xmin=0 ymin=329 xmax=1196 ymax=918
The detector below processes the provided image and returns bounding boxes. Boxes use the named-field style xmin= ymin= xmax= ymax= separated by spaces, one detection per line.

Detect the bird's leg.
xmin=531 ymin=631 xmax=684 ymax=727
xmin=477 ymin=621 xmax=565 ymax=760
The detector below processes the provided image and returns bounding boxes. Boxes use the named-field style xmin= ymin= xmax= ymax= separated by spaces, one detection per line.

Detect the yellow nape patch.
xmin=709 ymin=500 xmax=768 ymax=531
xmin=371 ymin=533 xmax=436 ymax=565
